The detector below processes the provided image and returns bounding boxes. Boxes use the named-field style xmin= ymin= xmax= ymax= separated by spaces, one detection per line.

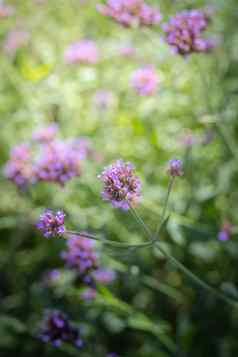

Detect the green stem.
xmin=65 ymin=230 xmax=153 ymax=249
xmin=155 ymin=177 xmax=175 ymax=239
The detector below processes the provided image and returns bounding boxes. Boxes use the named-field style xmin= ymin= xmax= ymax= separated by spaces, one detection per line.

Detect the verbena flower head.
xmin=93 ymin=89 xmax=114 ymax=110
xmin=32 ymin=124 xmax=58 ymax=143
xmin=162 ymin=9 xmax=214 ymax=55
xmin=130 ymin=66 xmax=159 ymax=96
xmin=80 ymin=287 xmax=97 ymax=300
xmin=39 ymin=310 xmax=83 ymax=348
xmin=93 ymin=269 xmax=116 ymax=284
xmin=167 ymin=159 xmax=183 ymax=177
xmin=4 ymin=143 xmax=35 ymax=188
xmin=36 ymin=209 xmax=65 ymax=238
xmin=218 ymin=221 xmax=232 ymax=241
xmin=97 ymin=0 xmax=161 ymax=27
xmin=61 ymin=235 xmax=98 ymax=284
xmin=35 ymin=140 xmax=82 ymax=186
xmin=64 ymin=40 xmax=98 ymax=64
xmin=98 ymin=159 xmax=141 ymax=210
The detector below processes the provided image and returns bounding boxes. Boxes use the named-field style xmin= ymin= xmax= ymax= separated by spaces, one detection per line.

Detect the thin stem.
xmin=65 ymin=230 xmax=153 ymax=249
xmin=129 ymin=204 xmax=153 ymax=238
xmin=129 ymin=209 xmax=238 ymax=307
xmin=155 ymin=177 xmax=175 ymax=239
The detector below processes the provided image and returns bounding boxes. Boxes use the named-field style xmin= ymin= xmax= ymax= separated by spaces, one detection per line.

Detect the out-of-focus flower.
xmin=162 ymin=9 xmax=214 ymax=55
xmin=35 ymin=140 xmax=82 ymax=186
xmin=119 ymin=44 xmax=135 ymax=57
xmin=61 ymin=235 xmax=98 ymax=284
xmin=3 ymin=28 xmax=29 ymax=55
xmin=98 ymin=159 xmax=141 ymax=210
xmin=38 ymin=310 xmax=83 ymax=348
xmin=80 ymin=287 xmax=97 ymax=300
xmin=130 ymin=66 xmax=159 ymax=96
xmin=107 ymin=353 xmax=118 ymax=357
xmin=97 ymin=0 xmax=161 ymax=27
xmin=4 ymin=143 xmax=35 ymax=188
xmin=218 ymin=221 xmax=233 ymax=241
xmin=167 ymin=159 xmax=183 ymax=177
xmin=64 ymin=40 xmax=98 ymax=64
xmin=93 ymin=89 xmax=114 ymax=110
xmin=43 ymin=269 xmax=61 ymax=287
xmin=0 ymin=1 xmax=14 ymax=17
xmin=32 ymin=124 xmax=58 ymax=143
xmin=36 ymin=209 xmax=65 ymax=238
xmin=93 ymin=269 xmax=116 ymax=284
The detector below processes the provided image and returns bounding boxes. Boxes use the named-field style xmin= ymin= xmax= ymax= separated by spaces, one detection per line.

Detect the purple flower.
xmin=107 ymin=354 xmax=118 ymax=357
xmin=64 ymin=40 xmax=98 ymax=64
xmin=93 ymin=269 xmax=116 ymax=284
xmin=162 ymin=9 xmax=214 ymax=56
xmin=98 ymin=159 xmax=141 ymax=210
xmin=38 ymin=310 xmax=83 ymax=348
xmin=167 ymin=159 xmax=183 ymax=177
xmin=61 ymin=235 xmax=98 ymax=283
xmin=97 ymin=0 xmax=161 ymax=27
xmin=32 ymin=124 xmax=58 ymax=143
xmin=130 ymin=66 xmax=159 ymax=96
xmin=35 ymin=140 xmax=82 ymax=186
xmin=36 ymin=209 xmax=65 ymax=238
xmin=93 ymin=89 xmax=114 ymax=110
xmin=80 ymin=287 xmax=97 ymax=300
xmin=218 ymin=221 xmax=232 ymax=241
xmin=43 ymin=269 xmax=61 ymax=287
xmin=4 ymin=143 xmax=35 ymax=188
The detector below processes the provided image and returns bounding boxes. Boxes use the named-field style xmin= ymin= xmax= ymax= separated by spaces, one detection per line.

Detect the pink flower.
xmin=64 ymin=40 xmax=99 ymax=64
xmin=97 ymin=0 xmax=161 ymax=27
xmin=130 ymin=66 xmax=159 ymax=96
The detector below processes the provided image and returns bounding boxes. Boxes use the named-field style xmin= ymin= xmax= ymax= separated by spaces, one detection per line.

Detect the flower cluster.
xmin=162 ymin=9 xmax=214 ymax=55
xmin=4 ymin=143 xmax=35 ymax=188
xmin=35 ymin=140 xmax=82 ymax=186
xmin=36 ymin=209 xmax=66 ymax=238
xmin=64 ymin=40 xmax=98 ymax=64
xmin=38 ymin=310 xmax=83 ymax=348
xmin=61 ymin=234 xmax=115 ymax=289
xmin=167 ymin=159 xmax=183 ymax=177
xmin=97 ymin=0 xmax=161 ymax=27
xmin=93 ymin=89 xmax=114 ymax=110
xmin=98 ymin=159 xmax=141 ymax=210
xmin=4 ymin=126 xmax=92 ymax=188
xmin=130 ymin=66 xmax=159 ymax=96
xmin=32 ymin=123 xmax=58 ymax=143
xmin=218 ymin=221 xmax=232 ymax=241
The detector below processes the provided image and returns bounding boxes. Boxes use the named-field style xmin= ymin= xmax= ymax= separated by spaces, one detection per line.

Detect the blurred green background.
xmin=1 ymin=0 xmax=238 ymax=356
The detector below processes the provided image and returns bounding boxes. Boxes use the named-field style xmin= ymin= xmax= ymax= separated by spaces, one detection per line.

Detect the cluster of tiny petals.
xmin=36 ymin=209 xmax=65 ymax=238
xmin=97 ymin=0 xmax=161 ymax=27
xmin=167 ymin=159 xmax=183 ymax=177
xmin=61 ymin=234 xmax=115 ymax=288
xmin=4 ymin=143 xmax=35 ymax=188
xmin=162 ymin=9 xmax=214 ymax=55
xmin=98 ymin=159 xmax=141 ymax=210
xmin=218 ymin=221 xmax=232 ymax=241
xmin=64 ymin=40 xmax=98 ymax=64
xmin=61 ymin=235 xmax=98 ymax=282
xmin=5 ymin=127 xmax=91 ymax=188
xmin=130 ymin=66 xmax=159 ymax=96
xmin=32 ymin=124 xmax=58 ymax=143
xmin=35 ymin=139 xmax=82 ymax=186
xmin=38 ymin=310 xmax=83 ymax=348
